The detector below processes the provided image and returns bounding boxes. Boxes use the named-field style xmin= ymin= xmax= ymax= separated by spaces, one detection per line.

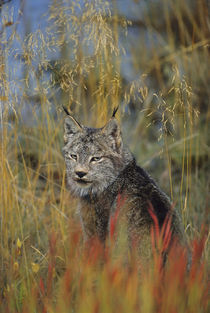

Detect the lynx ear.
xmin=64 ymin=116 xmax=83 ymax=143
xmin=102 ymin=118 xmax=122 ymax=153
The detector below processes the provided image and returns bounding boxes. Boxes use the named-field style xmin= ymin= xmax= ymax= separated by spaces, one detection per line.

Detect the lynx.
xmin=63 ymin=107 xmax=188 ymax=262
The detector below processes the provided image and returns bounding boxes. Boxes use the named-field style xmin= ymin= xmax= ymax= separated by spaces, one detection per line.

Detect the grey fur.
xmin=63 ymin=114 xmax=189 ymax=262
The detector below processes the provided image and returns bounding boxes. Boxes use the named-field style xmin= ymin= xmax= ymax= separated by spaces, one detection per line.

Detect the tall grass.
xmin=0 ymin=0 xmax=209 ymax=312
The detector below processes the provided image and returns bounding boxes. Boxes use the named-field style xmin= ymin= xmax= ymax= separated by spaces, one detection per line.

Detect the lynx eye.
xmin=69 ymin=153 xmax=77 ymax=161
xmin=90 ymin=156 xmax=102 ymax=162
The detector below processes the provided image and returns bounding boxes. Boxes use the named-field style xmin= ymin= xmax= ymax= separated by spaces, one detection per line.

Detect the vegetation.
xmin=0 ymin=0 xmax=209 ymax=312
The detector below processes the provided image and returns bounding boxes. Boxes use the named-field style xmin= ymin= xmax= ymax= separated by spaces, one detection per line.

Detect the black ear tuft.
xmin=112 ymin=106 xmax=119 ymax=118
xmin=63 ymin=105 xmax=71 ymax=116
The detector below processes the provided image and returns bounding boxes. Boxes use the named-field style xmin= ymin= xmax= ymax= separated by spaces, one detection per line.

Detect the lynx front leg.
xmin=78 ymin=202 xmax=97 ymax=242
xmin=79 ymin=201 xmax=109 ymax=245
xmin=94 ymin=206 xmax=110 ymax=244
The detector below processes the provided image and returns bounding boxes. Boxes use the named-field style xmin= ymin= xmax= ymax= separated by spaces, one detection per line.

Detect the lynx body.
xmin=63 ymin=110 xmax=187 ymax=261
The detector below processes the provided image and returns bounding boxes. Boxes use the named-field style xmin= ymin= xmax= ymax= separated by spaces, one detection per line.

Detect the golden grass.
xmin=0 ymin=0 xmax=209 ymax=312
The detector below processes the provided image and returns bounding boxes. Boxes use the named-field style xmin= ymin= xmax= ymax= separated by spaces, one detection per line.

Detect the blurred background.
xmin=0 ymin=0 xmax=209 ymax=275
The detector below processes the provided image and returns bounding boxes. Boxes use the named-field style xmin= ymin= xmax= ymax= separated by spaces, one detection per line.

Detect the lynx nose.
xmin=75 ymin=171 xmax=87 ymax=178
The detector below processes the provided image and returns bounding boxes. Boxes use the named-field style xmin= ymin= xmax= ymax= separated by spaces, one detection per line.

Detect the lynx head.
xmin=62 ymin=107 xmax=133 ymax=197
